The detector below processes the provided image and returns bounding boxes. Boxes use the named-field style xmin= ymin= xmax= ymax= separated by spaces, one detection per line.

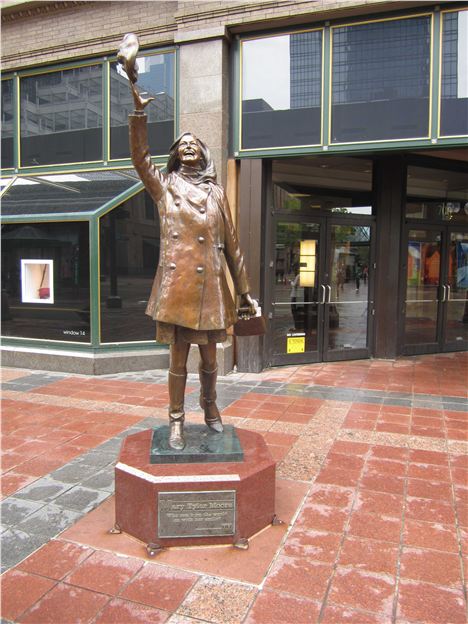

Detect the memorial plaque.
xmin=158 ymin=490 xmax=236 ymax=538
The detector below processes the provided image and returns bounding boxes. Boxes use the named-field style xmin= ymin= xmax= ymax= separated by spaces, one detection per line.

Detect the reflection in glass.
xmin=440 ymin=10 xmax=468 ymax=137
xmin=272 ymin=221 xmax=320 ymax=356
xmin=20 ymin=65 xmax=103 ymax=166
xmin=1 ymin=79 xmax=14 ymax=168
xmin=406 ymin=166 xmax=468 ymax=224
xmin=1 ymin=170 xmax=139 ymax=217
xmin=241 ymin=31 xmax=322 ymax=149
xmin=110 ymin=53 xmax=175 ymax=159
xmin=328 ymin=225 xmax=370 ymax=350
xmin=445 ymin=232 xmax=468 ymax=344
xmin=404 ymin=230 xmax=441 ymax=345
xmin=1 ymin=222 xmax=90 ymax=342
xmin=100 ymin=190 xmax=160 ymax=343
xmin=272 ymin=156 xmax=373 ymax=212
xmin=331 ymin=16 xmax=431 ymax=142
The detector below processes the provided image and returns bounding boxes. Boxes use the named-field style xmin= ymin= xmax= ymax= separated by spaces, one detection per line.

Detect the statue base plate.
xmin=150 ymin=424 xmax=243 ymax=464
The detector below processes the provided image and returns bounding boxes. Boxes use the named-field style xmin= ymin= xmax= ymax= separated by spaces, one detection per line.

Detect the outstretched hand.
xmin=130 ymin=82 xmax=155 ymax=112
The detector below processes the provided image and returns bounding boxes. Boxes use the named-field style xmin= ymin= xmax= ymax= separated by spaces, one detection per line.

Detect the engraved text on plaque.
xmin=158 ymin=490 xmax=236 ymax=538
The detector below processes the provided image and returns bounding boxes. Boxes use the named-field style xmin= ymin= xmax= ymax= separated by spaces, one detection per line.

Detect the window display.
xmin=20 ymin=259 xmax=54 ymax=304
xmin=2 ymin=222 xmax=90 ymax=342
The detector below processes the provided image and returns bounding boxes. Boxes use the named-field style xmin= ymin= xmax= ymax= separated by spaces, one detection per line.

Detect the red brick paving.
xmin=1 ymin=352 xmax=467 ymax=623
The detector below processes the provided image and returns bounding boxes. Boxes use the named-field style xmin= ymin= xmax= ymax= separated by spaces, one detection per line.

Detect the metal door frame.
xmin=400 ymin=222 xmax=468 ymax=355
xmin=264 ymin=212 xmax=375 ymax=366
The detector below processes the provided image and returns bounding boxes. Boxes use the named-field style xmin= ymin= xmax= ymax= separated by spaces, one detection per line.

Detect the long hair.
xmin=166 ymin=133 xmax=217 ymax=184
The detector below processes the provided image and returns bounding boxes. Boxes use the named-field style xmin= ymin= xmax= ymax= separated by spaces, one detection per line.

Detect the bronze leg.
xmin=168 ymin=341 xmax=190 ymax=450
xmin=198 ymin=343 xmax=223 ymax=433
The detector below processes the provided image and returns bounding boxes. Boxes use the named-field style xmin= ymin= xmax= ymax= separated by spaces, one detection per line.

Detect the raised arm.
xmin=118 ymin=33 xmax=165 ymax=203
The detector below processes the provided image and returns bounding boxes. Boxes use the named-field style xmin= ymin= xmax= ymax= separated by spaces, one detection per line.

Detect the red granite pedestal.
xmin=114 ymin=428 xmax=276 ymax=550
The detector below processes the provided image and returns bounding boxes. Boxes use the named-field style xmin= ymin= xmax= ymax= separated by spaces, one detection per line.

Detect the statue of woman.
xmin=118 ymin=35 xmax=255 ymax=451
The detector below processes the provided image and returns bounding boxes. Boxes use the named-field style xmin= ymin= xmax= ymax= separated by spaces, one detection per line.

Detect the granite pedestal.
xmin=114 ymin=426 xmax=276 ymax=549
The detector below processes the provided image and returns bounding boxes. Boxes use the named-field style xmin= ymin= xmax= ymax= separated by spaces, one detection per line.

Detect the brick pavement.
xmin=1 ymin=352 xmax=467 ymax=623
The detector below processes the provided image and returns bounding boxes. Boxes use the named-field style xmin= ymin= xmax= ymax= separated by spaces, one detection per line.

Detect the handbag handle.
xmin=39 ymin=264 xmax=47 ymax=288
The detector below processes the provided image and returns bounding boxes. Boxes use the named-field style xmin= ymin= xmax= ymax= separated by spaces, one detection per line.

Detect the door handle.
xmin=326 ymin=285 xmax=332 ymax=304
xmin=441 ymin=285 xmax=446 ymax=302
xmin=320 ymin=284 xmax=326 ymax=304
xmin=446 ymin=284 xmax=451 ymax=301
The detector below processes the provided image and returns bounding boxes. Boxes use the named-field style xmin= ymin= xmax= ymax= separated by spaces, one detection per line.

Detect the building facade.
xmin=1 ymin=0 xmax=467 ymax=373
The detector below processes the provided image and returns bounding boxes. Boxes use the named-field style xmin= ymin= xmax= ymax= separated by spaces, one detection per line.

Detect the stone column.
xmin=177 ymin=31 xmax=233 ymax=372
xmin=177 ymin=32 xmax=229 ymax=186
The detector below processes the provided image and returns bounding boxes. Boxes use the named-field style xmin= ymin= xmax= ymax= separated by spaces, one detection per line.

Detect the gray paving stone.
xmin=443 ymin=401 xmax=467 ymax=412
xmin=81 ymin=467 xmax=115 ymax=491
xmin=382 ymin=397 xmax=412 ymax=407
xmin=53 ymin=485 xmax=110 ymax=513
xmin=50 ymin=461 xmax=99 ymax=483
xmin=1 ymin=497 xmax=45 ymax=527
xmin=441 ymin=395 xmax=467 ymax=404
xmin=78 ymin=450 xmax=117 ymax=469
xmin=0 ymin=527 xmax=47 ymax=569
xmin=16 ymin=503 xmax=82 ymax=538
xmin=13 ymin=477 xmax=74 ymax=502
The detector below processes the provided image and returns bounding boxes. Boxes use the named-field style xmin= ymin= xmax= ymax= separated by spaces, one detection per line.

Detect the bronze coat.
xmin=129 ymin=114 xmax=250 ymax=331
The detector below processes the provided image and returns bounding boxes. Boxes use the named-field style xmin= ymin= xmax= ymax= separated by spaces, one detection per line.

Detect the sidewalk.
xmin=1 ymin=352 xmax=467 ymax=623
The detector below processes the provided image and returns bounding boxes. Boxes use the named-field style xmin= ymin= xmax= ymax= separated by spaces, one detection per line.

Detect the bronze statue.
xmin=118 ymin=34 xmax=255 ymax=451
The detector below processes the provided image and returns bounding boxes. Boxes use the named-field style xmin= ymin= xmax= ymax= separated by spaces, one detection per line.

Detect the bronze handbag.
xmin=234 ymin=306 xmax=266 ymax=336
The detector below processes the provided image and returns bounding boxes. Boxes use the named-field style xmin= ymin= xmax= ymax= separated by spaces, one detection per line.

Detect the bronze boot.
xmin=168 ymin=370 xmax=186 ymax=450
xmin=199 ymin=365 xmax=223 ymax=433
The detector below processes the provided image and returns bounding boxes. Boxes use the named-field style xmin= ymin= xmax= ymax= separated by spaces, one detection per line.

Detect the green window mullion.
xmin=431 ymin=9 xmax=441 ymax=140
xmin=89 ymin=217 xmax=101 ymax=346
xmin=13 ymin=73 xmax=20 ymax=171
xmin=232 ymin=37 xmax=242 ymax=156
xmin=174 ymin=47 xmax=180 ymax=140
xmin=103 ymin=59 xmax=110 ymax=163
xmin=322 ymin=25 xmax=331 ymax=148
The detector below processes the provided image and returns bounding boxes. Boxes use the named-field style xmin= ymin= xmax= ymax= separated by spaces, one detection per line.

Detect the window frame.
xmin=329 ymin=12 xmax=433 ymax=146
xmin=1 ymin=46 xmax=177 ymax=175
xmin=438 ymin=7 xmax=468 ymax=139
xmin=238 ymin=26 xmax=325 ymax=152
xmin=234 ymin=6 xmax=468 ymax=158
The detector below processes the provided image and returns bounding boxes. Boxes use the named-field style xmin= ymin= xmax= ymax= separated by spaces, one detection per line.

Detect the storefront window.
xmin=440 ymin=10 xmax=468 ymax=137
xmin=331 ymin=16 xmax=431 ymax=143
xmin=241 ymin=30 xmax=322 ymax=149
xmin=20 ymin=64 xmax=103 ymax=166
xmin=1 ymin=79 xmax=14 ymax=169
xmin=110 ymin=52 xmax=175 ymax=159
xmin=1 ymin=222 xmax=90 ymax=342
xmin=99 ymin=190 xmax=160 ymax=343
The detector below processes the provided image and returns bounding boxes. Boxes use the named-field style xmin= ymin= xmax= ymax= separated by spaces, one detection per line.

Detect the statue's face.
xmin=178 ymin=134 xmax=201 ymax=166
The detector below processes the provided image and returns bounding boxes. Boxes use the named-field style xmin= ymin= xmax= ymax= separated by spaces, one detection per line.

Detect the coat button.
xmin=172 ymin=232 xmax=179 ymax=240
xmin=198 ymin=236 xmax=205 ymax=243
xmin=169 ymin=262 xmax=176 ymax=270
xmin=196 ymin=266 xmax=204 ymax=273
xmin=199 ymin=208 xmax=206 ymax=214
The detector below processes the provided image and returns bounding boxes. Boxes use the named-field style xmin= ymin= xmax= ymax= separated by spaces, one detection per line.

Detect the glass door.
xmin=268 ymin=217 xmax=374 ymax=365
xmin=403 ymin=228 xmax=443 ymax=352
xmin=402 ymin=226 xmax=468 ymax=354
xmin=269 ymin=219 xmax=324 ymax=365
xmin=324 ymin=221 xmax=373 ymax=360
xmin=443 ymin=229 xmax=468 ymax=350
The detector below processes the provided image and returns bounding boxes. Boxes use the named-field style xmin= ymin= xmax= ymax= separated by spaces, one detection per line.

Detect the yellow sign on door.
xmin=287 ymin=335 xmax=305 ymax=354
